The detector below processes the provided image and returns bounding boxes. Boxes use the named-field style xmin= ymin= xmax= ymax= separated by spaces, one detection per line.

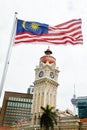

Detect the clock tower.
xmin=32 ymin=47 xmax=59 ymax=116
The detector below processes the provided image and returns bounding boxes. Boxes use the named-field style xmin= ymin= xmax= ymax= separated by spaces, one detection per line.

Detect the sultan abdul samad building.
xmin=0 ymin=47 xmax=87 ymax=129
xmin=32 ymin=47 xmax=59 ymax=115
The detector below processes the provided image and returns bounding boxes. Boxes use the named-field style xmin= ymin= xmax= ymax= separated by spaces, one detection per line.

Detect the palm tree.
xmin=40 ymin=105 xmax=57 ymax=130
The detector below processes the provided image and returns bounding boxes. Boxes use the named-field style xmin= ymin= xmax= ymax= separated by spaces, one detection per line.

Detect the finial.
xmin=48 ymin=46 xmax=50 ymax=49
xmin=44 ymin=47 xmax=52 ymax=55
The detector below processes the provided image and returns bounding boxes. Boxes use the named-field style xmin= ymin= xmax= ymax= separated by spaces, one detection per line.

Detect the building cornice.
xmin=34 ymin=77 xmax=59 ymax=87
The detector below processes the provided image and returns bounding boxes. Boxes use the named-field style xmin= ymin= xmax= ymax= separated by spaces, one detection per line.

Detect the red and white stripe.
xmin=15 ymin=19 xmax=83 ymax=45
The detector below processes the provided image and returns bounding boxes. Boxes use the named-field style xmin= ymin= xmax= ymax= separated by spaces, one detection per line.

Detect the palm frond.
xmin=40 ymin=105 xmax=57 ymax=130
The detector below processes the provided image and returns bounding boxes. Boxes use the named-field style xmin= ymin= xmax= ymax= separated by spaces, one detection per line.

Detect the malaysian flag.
xmin=15 ymin=18 xmax=83 ymax=45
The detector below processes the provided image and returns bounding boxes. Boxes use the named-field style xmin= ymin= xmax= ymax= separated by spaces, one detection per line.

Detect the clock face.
xmin=50 ymin=72 xmax=55 ymax=78
xmin=39 ymin=71 xmax=44 ymax=77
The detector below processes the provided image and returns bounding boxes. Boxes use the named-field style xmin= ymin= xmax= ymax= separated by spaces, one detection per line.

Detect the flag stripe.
xmin=15 ymin=28 xmax=82 ymax=39
xmin=15 ymin=18 xmax=83 ymax=45
xmin=15 ymin=30 xmax=82 ymax=40
xmin=16 ymin=39 xmax=82 ymax=45
xmin=15 ymin=33 xmax=83 ymax=44
xmin=54 ymin=19 xmax=81 ymax=28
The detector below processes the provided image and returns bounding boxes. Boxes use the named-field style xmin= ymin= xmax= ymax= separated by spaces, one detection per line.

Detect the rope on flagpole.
xmin=0 ymin=12 xmax=18 ymax=97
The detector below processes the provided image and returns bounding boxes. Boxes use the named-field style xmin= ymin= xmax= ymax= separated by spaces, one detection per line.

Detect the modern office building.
xmin=77 ymin=96 xmax=87 ymax=122
xmin=0 ymin=91 xmax=33 ymax=126
xmin=27 ymin=85 xmax=34 ymax=94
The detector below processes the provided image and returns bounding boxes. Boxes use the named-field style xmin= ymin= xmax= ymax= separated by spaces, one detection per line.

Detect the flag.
xmin=15 ymin=19 xmax=83 ymax=45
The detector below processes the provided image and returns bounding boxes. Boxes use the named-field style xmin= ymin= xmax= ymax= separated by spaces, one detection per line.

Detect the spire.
xmin=73 ymin=84 xmax=76 ymax=98
xmin=71 ymin=84 xmax=77 ymax=115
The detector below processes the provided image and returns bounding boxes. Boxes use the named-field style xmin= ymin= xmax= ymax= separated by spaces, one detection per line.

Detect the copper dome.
xmin=40 ymin=48 xmax=56 ymax=64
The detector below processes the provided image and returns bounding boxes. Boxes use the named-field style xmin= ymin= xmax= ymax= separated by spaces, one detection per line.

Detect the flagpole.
xmin=0 ymin=12 xmax=18 ymax=96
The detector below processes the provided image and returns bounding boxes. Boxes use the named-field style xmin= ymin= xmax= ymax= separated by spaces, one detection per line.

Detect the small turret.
xmin=40 ymin=47 xmax=56 ymax=64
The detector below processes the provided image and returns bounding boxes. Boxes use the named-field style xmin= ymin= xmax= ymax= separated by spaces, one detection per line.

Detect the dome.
xmin=40 ymin=47 xmax=56 ymax=64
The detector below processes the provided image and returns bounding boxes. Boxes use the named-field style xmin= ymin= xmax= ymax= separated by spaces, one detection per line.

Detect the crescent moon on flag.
xmin=22 ymin=21 xmax=27 ymax=30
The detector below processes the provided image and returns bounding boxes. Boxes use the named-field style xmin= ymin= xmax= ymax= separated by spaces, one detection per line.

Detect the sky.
xmin=0 ymin=0 xmax=87 ymax=112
